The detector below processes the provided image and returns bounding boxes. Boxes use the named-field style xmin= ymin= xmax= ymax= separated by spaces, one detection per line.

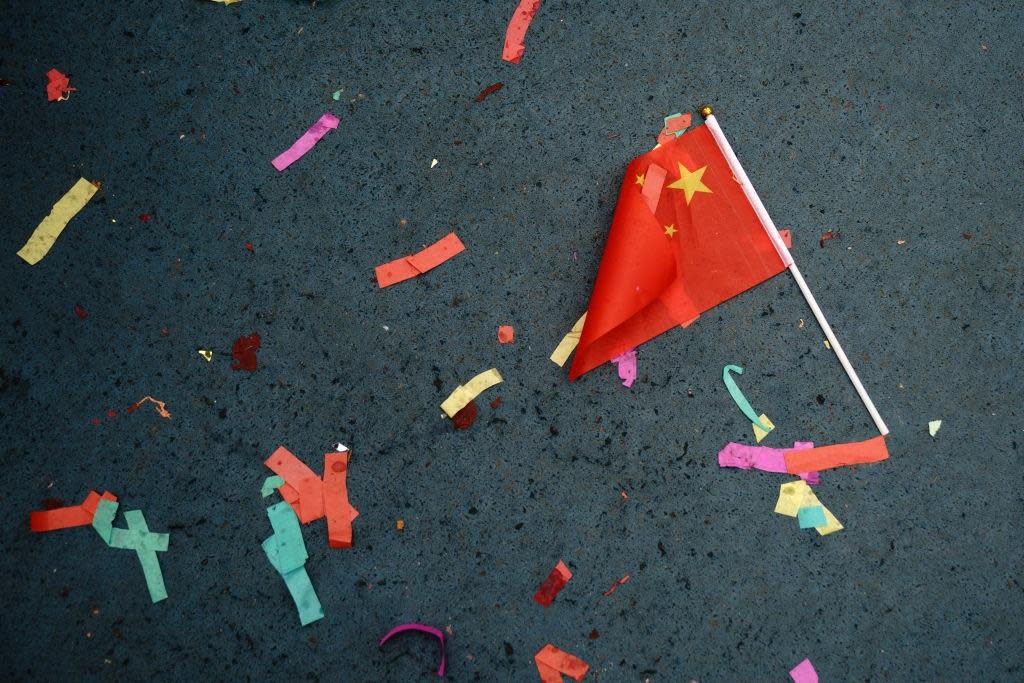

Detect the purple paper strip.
xmin=271 ymin=113 xmax=340 ymax=171
xmin=717 ymin=441 xmax=819 ymax=483
xmin=379 ymin=622 xmax=447 ymax=677
xmin=611 ymin=348 xmax=637 ymax=387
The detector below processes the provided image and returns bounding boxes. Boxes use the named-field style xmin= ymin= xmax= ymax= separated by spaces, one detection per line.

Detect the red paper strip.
xmin=533 ymin=560 xmax=572 ymax=607
xmin=534 ymin=644 xmax=589 ymax=683
xmin=784 ymin=435 xmax=889 ymax=473
xmin=602 ymin=573 xmax=631 ymax=596
xmin=502 ymin=0 xmax=542 ymax=64
xmin=475 ymin=82 xmax=504 ymax=102
xmin=375 ymin=232 xmax=465 ymax=288
xmin=30 ymin=491 xmax=117 ymax=532
xmin=264 ymin=446 xmax=325 ymax=523
xmin=323 ymin=451 xmax=359 ymax=549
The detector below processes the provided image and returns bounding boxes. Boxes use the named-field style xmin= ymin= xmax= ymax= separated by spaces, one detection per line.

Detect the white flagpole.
xmin=701 ymin=107 xmax=889 ymax=436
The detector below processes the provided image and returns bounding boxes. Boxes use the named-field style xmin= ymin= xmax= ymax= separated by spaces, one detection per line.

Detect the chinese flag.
xmin=569 ymin=124 xmax=788 ymax=380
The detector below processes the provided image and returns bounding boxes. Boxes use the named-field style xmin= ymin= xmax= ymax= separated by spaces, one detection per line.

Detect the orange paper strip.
xmin=264 ymin=446 xmax=324 ymax=523
xmin=784 ymin=435 xmax=889 ymax=473
xmin=375 ymin=232 xmax=465 ymax=288
xmin=30 ymin=491 xmax=117 ymax=532
xmin=535 ymin=644 xmax=590 ymax=683
xmin=323 ymin=450 xmax=359 ymax=549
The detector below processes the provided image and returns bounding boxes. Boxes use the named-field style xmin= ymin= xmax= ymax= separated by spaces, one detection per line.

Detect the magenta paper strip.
xmin=611 ymin=348 xmax=637 ymax=387
xmin=271 ymin=113 xmax=339 ymax=171
xmin=379 ymin=623 xmax=446 ymax=677
xmin=718 ymin=441 xmax=819 ymax=483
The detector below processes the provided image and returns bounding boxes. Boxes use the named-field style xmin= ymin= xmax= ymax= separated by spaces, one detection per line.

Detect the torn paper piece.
xmin=602 ymin=573 xmax=631 ymax=596
xmin=774 ymin=481 xmax=842 ymax=536
xmin=93 ymin=499 xmax=170 ymax=602
xmin=797 ymin=506 xmax=827 ymax=529
xmin=611 ymin=349 xmax=637 ymax=388
xmin=783 ymin=435 xmax=889 ymax=474
xmin=430 ymin=158 xmax=439 ymax=168
xmin=127 ymin=396 xmax=171 ymax=419
xmin=74 ymin=304 xmax=88 ymax=319
xmin=502 ymin=0 xmax=543 ymax=64
xmin=323 ymin=451 xmax=359 ymax=548
xmin=30 ymin=491 xmax=117 ymax=532
xmin=209 ymin=0 xmax=241 ymax=4
xmin=271 ymin=113 xmax=339 ymax=171
xmin=451 ymin=400 xmax=478 ymax=430
xmin=440 ymin=368 xmax=503 ymax=418
xmin=550 ymin=313 xmax=586 ymax=367
xmin=790 ymin=658 xmax=819 ymax=683
xmin=263 ymin=501 xmax=323 ymax=625
xmin=663 ymin=112 xmax=691 ymax=136
xmin=752 ymin=413 xmax=774 ymax=443
xmin=261 ymin=475 xmax=285 ymax=498
xmin=498 ymin=325 xmax=515 ymax=344
xmin=534 ymin=644 xmax=589 ymax=683
xmin=779 ymin=228 xmax=793 ymax=249
xmin=231 ymin=333 xmax=261 ymax=372
xmin=928 ymin=420 xmax=942 ymax=437
xmin=722 ymin=365 xmax=772 ymax=432
xmin=718 ymin=441 xmax=819 ymax=483
xmin=533 ymin=560 xmax=572 ymax=607
xmin=264 ymin=446 xmax=325 ymax=524
xmin=198 ymin=349 xmax=213 ymax=362
xmin=379 ymin=623 xmax=447 ymax=677
xmin=475 ymin=82 xmax=504 ymax=102
xmin=17 ymin=178 xmax=98 ymax=265
xmin=375 ymin=232 xmax=465 ymax=288
xmin=640 ymin=163 xmax=667 ymax=213
xmin=45 ymin=68 xmax=75 ymax=101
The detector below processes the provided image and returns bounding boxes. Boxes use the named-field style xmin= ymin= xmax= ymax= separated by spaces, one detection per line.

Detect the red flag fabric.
xmin=569 ymin=124 xmax=787 ymax=380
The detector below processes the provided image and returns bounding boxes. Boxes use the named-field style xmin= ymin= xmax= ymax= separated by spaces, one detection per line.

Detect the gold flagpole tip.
xmin=699 ymin=104 xmax=714 ymax=118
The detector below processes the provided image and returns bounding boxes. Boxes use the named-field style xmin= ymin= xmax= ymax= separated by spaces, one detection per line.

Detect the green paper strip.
xmin=92 ymin=498 xmax=118 ymax=544
xmin=261 ymin=475 xmax=285 ymax=498
xmin=263 ymin=502 xmax=323 ymax=626
xmin=722 ymin=365 xmax=770 ymax=432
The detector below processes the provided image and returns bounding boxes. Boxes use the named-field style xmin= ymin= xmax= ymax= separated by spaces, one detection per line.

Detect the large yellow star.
xmin=666 ymin=163 xmax=712 ymax=204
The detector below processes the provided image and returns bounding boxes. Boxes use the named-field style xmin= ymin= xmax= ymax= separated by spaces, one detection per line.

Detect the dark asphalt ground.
xmin=1 ymin=1 xmax=1022 ymax=680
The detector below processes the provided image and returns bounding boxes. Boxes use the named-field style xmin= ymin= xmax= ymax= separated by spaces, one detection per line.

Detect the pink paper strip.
xmin=640 ymin=163 xmax=667 ymax=213
xmin=790 ymin=658 xmax=819 ymax=683
xmin=271 ymin=113 xmax=339 ymax=171
xmin=718 ymin=441 xmax=819 ymax=483
xmin=379 ymin=623 xmax=446 ymax=677
xmin=502 ymin=0 xmax=542 ymax=64
xmin=611 ymin=348 xmax=637 ymax=387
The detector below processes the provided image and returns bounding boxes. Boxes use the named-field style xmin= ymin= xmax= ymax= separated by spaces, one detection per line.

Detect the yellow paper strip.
xmin=752 ymin=413 xmax=775 ymax=443
xmin=549 ymin=312 xmax=587 ymax=367
xmin=774 ymin=480 xmax=843 ymax=535
xmin=440 ymin=368 xmax=503 ymax=418
xmin=17 ymin=178 xmax=98 ymax=265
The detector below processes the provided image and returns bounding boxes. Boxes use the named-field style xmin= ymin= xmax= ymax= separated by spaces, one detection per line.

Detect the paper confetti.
xmin=797 ymin=505 xmax=827 ymax=529
xmin=323 ymin=450 xmax=359 ymax=549
xmin=928 ymin=420 xmax=942 ymax=437
xmin=502 ymin=0 xmax=543 ymax=64
xmin=127 ymin=396 xmax=171 ymax=419
xmin=783 ymin=435 xmax=889 ymax=474
xmin=74 ymin=304 xmax=88 ymax=319
xmin=718 ymin=441 xmax=819 ymax=483
xmin=375 ymin=232 xmax=466 ymax=288
xmin=262 ymin=501 xmax=323 ymax=625
xmin=379 ymin=623 xmax=446 ymax=677
xmin=198 ymin=349 xmax=213 ymax=362
xmin=550 ymin=312 xmax=586 ymax=367
xmin=93 ymin=499 xmax=170 ymax=602
xmin=208 ymin=0 xmax=242 ymax=4
xmin=534 ymin=644 xmax=589 ymax=683
xmin=231 ymin=333 xmax=261 ymax=371
xmin=497 ymin=325 xmax=515 ymax=344
xmin=451 ymin=400 xmax=478 ymax=430
xmin=475 ymin=82 xmax=504 ymax=102
xmin=17 ymin=178 xmax=98 ymax=265
xmin=751 ymin=413 xmax=775 ymax=443
xmin=663 ymin=112 xmax=691 ymax=136
xmin=440 ymin=368 xmax=503 ymax=418
xmin=611 ymin=348 xmax=637 ymax=388
xmin=790 ymin=658 xmax=819 ymax=683
xmin=602 ymin=573 xmax=631 ymax=596
xmin=775 ymin=480 xmax=843 ymax=536
xmin=45 ymin=68 xmax=75 ymax=101
xmin=261 ymin=475 xmax=285 ymax=498
xmin=30 ymin=490 xmax=117 ymax=532
xmin=533 ymin=560 xmax=572 ymax=607
xmin=722 ymin=365 xmax=772 ymax=434
xmin=271 ymin=112 xmax=339 ymax=171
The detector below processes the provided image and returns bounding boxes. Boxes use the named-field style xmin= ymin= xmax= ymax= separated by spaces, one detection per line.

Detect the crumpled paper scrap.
xmin=610 ymin=348 xmax=637 ymax=387
xmin=440 ymin=368 xmax=502 ymax=418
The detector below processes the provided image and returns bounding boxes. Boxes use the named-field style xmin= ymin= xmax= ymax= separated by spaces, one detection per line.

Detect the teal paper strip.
xmin=262 ymin=502 xmax=323 ymax=625
xmin=261 ymin=475 xmax=285 ymax=498
xmin=92 ymin=498 xmax=118 ymax=545
xmin=722 ymin=365 xmax=770 ymax=431
xmin=797 ymin=505 xmax=827 ymax=529
xmin=92 ymin=500 xmax=169 ymax=602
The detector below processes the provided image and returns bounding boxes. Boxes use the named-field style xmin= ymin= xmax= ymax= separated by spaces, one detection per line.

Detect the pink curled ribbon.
xmin=379 ymin=623 xmax=446 ymax=677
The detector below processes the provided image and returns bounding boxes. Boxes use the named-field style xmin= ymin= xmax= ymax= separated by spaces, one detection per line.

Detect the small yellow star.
xmin=635 ymin=173 xmax=645 ymax=187
xmin=666 ymin=163 xmax=712 ymax=204
xmin=663 ymin=224 xmax=677 ymax=237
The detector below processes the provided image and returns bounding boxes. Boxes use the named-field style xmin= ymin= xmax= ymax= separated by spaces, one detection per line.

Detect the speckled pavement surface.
xmin=1 ymin=1 xmax=1022 ymax=680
